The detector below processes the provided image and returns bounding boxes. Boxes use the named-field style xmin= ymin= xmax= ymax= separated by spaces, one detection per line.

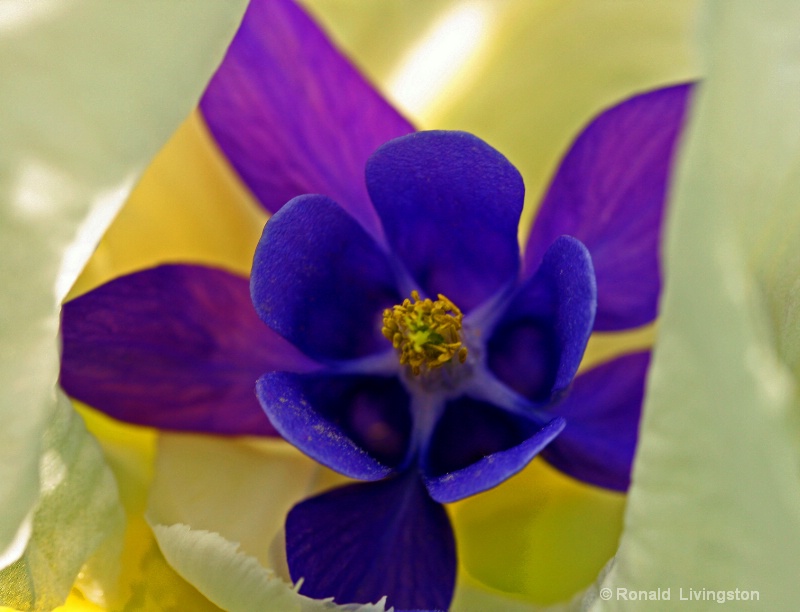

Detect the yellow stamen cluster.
xmin=382 ymin=290 xmax=468 ymax=376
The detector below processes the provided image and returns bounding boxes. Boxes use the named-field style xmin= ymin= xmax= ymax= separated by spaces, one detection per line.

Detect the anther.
xmin=381 ymin=290 xmax=467 ymax=376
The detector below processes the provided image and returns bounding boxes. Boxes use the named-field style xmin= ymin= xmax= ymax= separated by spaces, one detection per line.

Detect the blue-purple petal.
xmin=257 ymin=371 xmax=411 ymax=479
xmin=524 ymin=84 xmax=692 ymax=330
xmin=286 ymin=473 xmax=456 ymax=609
xmin=366 ymin=131 xmax=523 ymax=311
xmin=422 ymin=396 xmax=565 ymax=503
xmin=251 ymin=195 xmax=401 ymax=362
xmin=487 ymin=236 xmax=596 ymax=402
xmin=542 ymin=352 xmax=650 ymax=491
xmin=200 ymin=0 xmax=413 ymax=241
xmin=60 ymin=265 xmax=318 ymax=435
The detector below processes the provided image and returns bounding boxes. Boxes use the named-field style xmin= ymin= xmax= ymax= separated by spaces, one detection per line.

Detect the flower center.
xmin=381 ymin=290 xmax=468 ymax=376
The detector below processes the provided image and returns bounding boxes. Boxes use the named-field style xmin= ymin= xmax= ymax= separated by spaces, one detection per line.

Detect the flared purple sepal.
xmin=525 ymin=84 xmax=692 ymax=330
xmin=200 ymin=0 xmax=414 ymax=240
xmin=60 ymin=265 xmax=318 ymax=435
xmin=286 ymin=473 xmax=456 ymax=610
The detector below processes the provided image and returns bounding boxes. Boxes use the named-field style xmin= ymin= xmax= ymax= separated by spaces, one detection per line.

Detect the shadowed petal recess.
xmin=61 ymin=265 xmax=318 ymax=435
xmin=525 ymin=84 xmax=692 ymax=330
xmin=487 ymin=235 xmax=596 ymax=403
xmin=366 ymin=131 xmax=524 ymax=311
xmin=200 ymin=0 xmax=414 ymax=241
xmin=543 ymin=352 xmax=650 ymax=491
xmin=424 ymin=399 xmax=565 ymax=503
xmin=250 ymin=195 xmax=401 ymax=362
xmin=286 ymin=473 xmax=456 ymax=610
xmin=257 ymin=372 xmax=410 ymax=480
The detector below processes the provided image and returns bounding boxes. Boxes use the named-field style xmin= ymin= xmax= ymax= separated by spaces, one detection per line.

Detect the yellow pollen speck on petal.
xmin=381 ymin=290 xmax=466 ymax=376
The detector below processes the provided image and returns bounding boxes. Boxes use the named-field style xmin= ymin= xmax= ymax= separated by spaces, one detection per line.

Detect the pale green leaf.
xmin=0 ymin=0 xmax=248 ymax=568
xmin=0 ymin=395 xmax=124 ymax=610
xmin=594 ymin=1 xmax=800 ymax=610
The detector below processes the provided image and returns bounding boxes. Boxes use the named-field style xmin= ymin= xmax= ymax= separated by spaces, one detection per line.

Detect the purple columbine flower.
xmin=59 ymin=0 xmax=692 ymax=609
xmin=248 ymin=129 xmax=595 ymax=609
